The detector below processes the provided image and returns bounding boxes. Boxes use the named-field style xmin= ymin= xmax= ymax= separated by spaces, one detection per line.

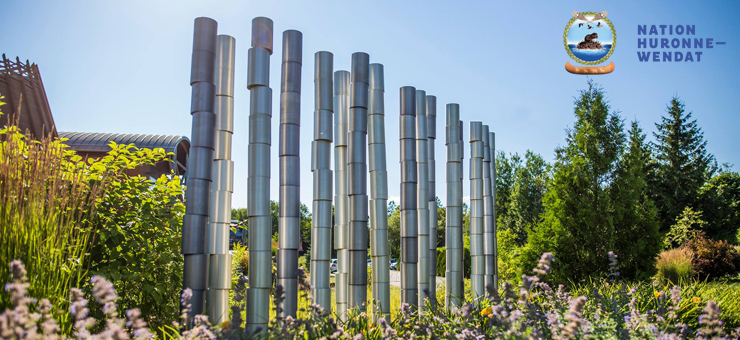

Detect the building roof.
xmin=58 ymin=132 xmax=190 ymax=153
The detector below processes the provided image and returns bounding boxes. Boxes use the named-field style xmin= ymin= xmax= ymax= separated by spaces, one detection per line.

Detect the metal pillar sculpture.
xmin=183 ymin=17 xmax=218 ymax=318
xmin=277 ymin=29 xmax=303 ymax=318
xmin=311 ymin=51 xmax=333 ymax=310
xmin=333 ymin=70 xmax=350 ymax=320
xmin=426 ymin=96 xmax=437 ymax=307
xmin=206 ymin=34 xmax=235 ymax=325
xmin=444 ymin=104 xmax=462 ymax=309
xmin=400 ymin=86 xmax=418 ymax=308
xmin=415 ymin=90 xmax=429 ymax=310
xmin=246 ymin=16 xmax=273 ymax=331
xmin=348 ymin=52 xmax=369 ymax=312
xmin=482 ymin=125 xmax=495 ymax=293
xmin=368 ymin=63 xmax=391 ymax=321
xmin=459 ymin=121 xmax=465 ymax=295
xmin=469 ymin=122 xmax=484 ymax=299
xmin=489 ymin=131 xmax=498 ymax=291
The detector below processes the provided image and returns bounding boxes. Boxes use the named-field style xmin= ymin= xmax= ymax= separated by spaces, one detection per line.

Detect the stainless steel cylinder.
xmin=399 ymin=86 xmax=418 ymax=309
xmin=469 ymin=122 xmax=485 ymax=299
xmin=368 ymin=64 xmax=390 ymax=322
xmin=444 ymin=104 xmax=462 ymax=310
xmin=183 ymin=17 xmax=218 ymax=321
xmin=415 ymin=90 xmax=430 ymax=310
xmin=207 ymin=34 xmax=236 ymax=325
xmin=333 ymin=70 xmax=350 ymax=320
xmin=489 ymin=131 xmax=498 ymax=292
xmin=277 ymin=29 xmax=302 ymax=318
xmin=347 ymin=53 xmax=369 ymax=312
xmin=246 ymin=16 xmax=272 ymax=333
xmin=311 ymin=51 xmax=333 ymax=311
xmin=481 ymin=125 xmax=495 ymax=293
xmin=426 ymin=95 xmax=438 ymax=307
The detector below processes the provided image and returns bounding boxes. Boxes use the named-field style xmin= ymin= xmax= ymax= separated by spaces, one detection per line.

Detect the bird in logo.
xmin=597 ymin=22 xmax=603 ymax=28
xmin=572 ymin=11 xmax=608 ymax=24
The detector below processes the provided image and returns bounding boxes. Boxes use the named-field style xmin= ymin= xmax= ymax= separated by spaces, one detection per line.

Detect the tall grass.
xmin=656 ymin=247 xmax=694 ymax=284
xmin=0 ymin=99 xmax=103 ymax=328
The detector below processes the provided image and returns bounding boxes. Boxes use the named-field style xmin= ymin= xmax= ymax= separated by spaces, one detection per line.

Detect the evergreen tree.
xmin=505 ymin=151 xmax=551 ymax=246
xmin=521 ymin=81 xmax=626 ymax=284
xmin=651 ymin=96 xmax=716 ymax=231
xmin=495 ymin=151 xmax=521 ymax=227
xmin=696 ymin=171 xmax=740 ymax=242
xmin=610 ymin=121 xmax=662 ymax=279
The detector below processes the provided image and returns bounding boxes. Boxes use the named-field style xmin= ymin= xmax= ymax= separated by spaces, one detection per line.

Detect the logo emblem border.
xmin=563 ymin=12 xmax=617 ymax=65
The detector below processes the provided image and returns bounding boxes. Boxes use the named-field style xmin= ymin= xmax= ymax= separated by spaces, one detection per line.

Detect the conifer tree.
xmin=521 ymin=81 xmax=625 ymax=283
xmin=651 ymin=97 xmax=716 ymax=231
xmin=611 ymin=121 xmax=661 ymax=279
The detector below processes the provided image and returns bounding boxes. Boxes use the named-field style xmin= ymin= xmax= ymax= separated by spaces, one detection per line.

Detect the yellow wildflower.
xmin=220 ymin=321 xmax=230 ymax=328
xmin=654 ymin=291 xmax=661 ymax=298
xmin=693 ymin=297 xmax=701 ymax=304
xmin=481 ymin=306 xmax=492 ymax=317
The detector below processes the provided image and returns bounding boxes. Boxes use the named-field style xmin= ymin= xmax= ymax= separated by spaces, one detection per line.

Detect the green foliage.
xmin=522 ymin=81 xmax=660 ymax=284
xmin=496 ymin=150 xmax=551 ymax=246
xmin=233 ymin=243 xmax=249 ymax=276
xmin=0 ymin=122 xmax=100 ymax=328
xmin=650 ymin=96 xmax=717 ymax=232
xmin=685 ymin=231 xmax=738 ymax=280
xmin=387 ymin=203 xmax=401 ymax=260
xmin=496 ymin=228 xmax=522 ymax=283
xmin=299 ymin=203 xmax=312 ymax=255
xmin=696 ymin=171 xmax=740 ymax=243
xmin=665 ymin=207 xmax=706 ymax=248
xmin=611 ymin=121 xmax=662 ymax=279
xmin=656 ymin=247 xmax=694 ymax=284
xmin=436 ymin=247 xmax=445 ymax=277
xmin=434 ymin=246 xmax=471 ymax=278
xmin=231 ymin=207 xmax=248 ymax=223
xmin=86 ymin=142 xmax=184 ymax=331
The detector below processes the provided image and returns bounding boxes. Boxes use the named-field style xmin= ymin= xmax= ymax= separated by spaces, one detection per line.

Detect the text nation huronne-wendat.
xmin=636 ymin=25 xmax=726 ymax=62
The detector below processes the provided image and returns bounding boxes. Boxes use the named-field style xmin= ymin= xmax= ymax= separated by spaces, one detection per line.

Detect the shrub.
xmin=656 ymin=247 xmax=694 ymax=284
xmin=685 ymin=231 xmax=738 ymax=280
xmin=665 ymin=207 xmax=706 ymax=248
xmin=233 ymin=243 xmax=249 ymax=276
xmin=496 ymin=228 xmax=522 ymax=284
xmin=83 ymin=142 xmax=184 ymax=331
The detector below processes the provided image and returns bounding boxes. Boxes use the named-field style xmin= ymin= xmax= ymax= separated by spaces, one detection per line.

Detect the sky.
xmin=567 ymin=19 xmax=613 ymax=45
xmin=2 ymin=0 xmax=738 ymax=210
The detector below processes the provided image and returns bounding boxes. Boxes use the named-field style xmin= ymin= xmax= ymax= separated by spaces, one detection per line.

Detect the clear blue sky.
xmin=3 ymin=0 xmax=738 ymax=209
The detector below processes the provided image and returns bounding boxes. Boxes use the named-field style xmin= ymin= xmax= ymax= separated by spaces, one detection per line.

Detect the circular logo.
xmin=564 ymin=11 xmax=616 ymax=65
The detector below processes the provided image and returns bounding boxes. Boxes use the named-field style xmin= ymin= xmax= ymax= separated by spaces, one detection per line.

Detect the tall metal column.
xmin=368 ymin=63 xmax=390 ymax=321
xmin=183 ymin=17 xmax=218 ymax=318
xmin=415 ymin=90 xmax=429 ymax=310
xmin=444 ymin=104 xmax=462 ymax=309
xmin=206 ymin=34 xmax=235 ymax=325
xmin=246 ymin=16 xmax=273 ymax=332
xmin=458 ymin=121 xmax=465 ymax=295
xmin=469 ymin=122 xmax=484 ymax=299
xmin=333 ymin=70 xmax=350 ymax=320
xmin=426 ymin=96 xmax=438 ymax=308
xmin=489 ymin=131 xmax=498 ymax=291
xmin=278 ymin=29 xmax=303 ymax=318
xmin=400 ymin=86 xmax=418 ymax=308
xmin=347 ymin=52 xmax=369 ymax=312
xmin=482 ymin=125 xmax=495 ymax=293
xmin=311 ymin=51 xmax=333 ymax=310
